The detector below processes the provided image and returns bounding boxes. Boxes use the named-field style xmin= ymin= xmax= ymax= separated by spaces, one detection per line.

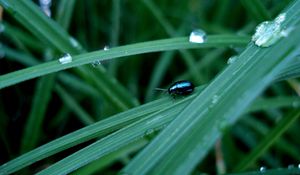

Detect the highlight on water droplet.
xmin=259 ymin=166 xmax=266 ymax=172
xmin=189 ymin=29 xmax=207 ymax=43
xmin=252 ymin=13 xmax=289 ymax=47
xmin=59 ymin=53 xmax=72 ymax=64
xmin=227 ymin=56 xmax=238 ymax=65
xmin=298 ymin=163 xmax=300 ymax=169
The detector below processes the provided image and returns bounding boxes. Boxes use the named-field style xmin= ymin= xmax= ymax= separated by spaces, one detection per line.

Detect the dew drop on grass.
xmin=189 ymin=29 xmax=207 ymax=43
xmin=259 ymin=166 xmax=267 ymax=172
xmin=144 ymin=128 xmax=154 ymax=135
xmin=59 ymin=53 xmax=72 ymax=64
xmin=227 ymin=56 xmax=238 ymax=64
xmin=298 ymin=164 xmax=300 ymax=169
xmin=39 ymin=0 xmax=52 ymax=17
xmin=91 ymin=46 xmax=109 ymax=67
xmin=212 ymin=95 xmax=219 ymax=104
xmin=252 ymin=13 xmax=290 ymax=47
xmin=103 ymin=45 xmax=109 ymax=51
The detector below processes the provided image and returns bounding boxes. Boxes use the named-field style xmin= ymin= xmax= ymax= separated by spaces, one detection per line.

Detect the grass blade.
xmin=123 ymin=2 xmax=300 ymax=174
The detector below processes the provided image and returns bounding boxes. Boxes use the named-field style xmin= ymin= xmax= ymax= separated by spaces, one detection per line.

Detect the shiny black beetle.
xmin=168 ymin=80 xmax=195 ymax=96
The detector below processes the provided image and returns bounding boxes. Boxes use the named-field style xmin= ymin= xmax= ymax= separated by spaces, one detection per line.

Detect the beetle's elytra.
xmin=168 ymin=80 xmax=194 ymax=96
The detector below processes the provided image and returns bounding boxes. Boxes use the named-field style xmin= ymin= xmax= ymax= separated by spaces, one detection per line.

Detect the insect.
xmin=156 ymin=80 xmax=195 ymax=97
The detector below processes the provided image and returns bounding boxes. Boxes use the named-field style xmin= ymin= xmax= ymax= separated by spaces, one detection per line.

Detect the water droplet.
xmin=288 ymin=164 xmax=295 ymax=169
xmin=91 ymin=60 xmax=102 ymax=67
xmin=252 ymin=13 xmax=288 ymax=47
xmin=227 ymin=56 xmax=238 ymax=64
xmin=212 ymin=95 xmax=219 ymax=104
xmin=298 ymin=163 xmax=300 ymax=169
xmin=39 ymin=0 xmax=52 ymax=17
xmin=145 ymin=128 xmax=154 ymax=135
xmin=260 ymin=166 xmax=267 ymax=172
xmin=103 ymin=45 xmax=109 ymax=51
xmin=59 ymin=53 xmax=72 ymax=64
xmin=189 ymin=29 xmax=207 ymax=43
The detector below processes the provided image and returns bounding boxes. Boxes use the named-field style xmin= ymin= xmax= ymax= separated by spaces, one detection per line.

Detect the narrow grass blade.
xmin=55 ymin=85 xmax=95 ymax=125
xmin=235 ymin=109 xmax=300 ymax=171
xmin=20 ymin=74 xmax=55 ymax=153
xmin=0 ymin=35 xmax=250 ymax=89
xmin=0 ymin=95 xmax=173 ymax=174
xmin=55 ymin=0 xmax=76 ymax=30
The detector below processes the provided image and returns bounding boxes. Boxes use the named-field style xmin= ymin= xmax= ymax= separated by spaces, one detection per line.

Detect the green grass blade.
xmin=0 ymin=0 xmax=82 ymax=54
xmin=235 ymin=109 xmax=300 ymax=171
xmin=20 ymin=74 xmax=55 ymax=153
xmin=0 ymin=0 xmax=139 ymax=111
xmin=227 ymin=167 xmax=300 ymax=175
xmin=54 ymin=0 xmax=76 ymax=30
xmin=55 ymin=85 xmax=95 ymax=125
xmin=35 ymin=92 xmax=196 ymax=175
xmin=0 ymin=35 xmax=249 ymax=89
xmin=122 ymin=2 xmax=300 ymax=174
xmin=0 ymin=96 xmax=173 ymax=174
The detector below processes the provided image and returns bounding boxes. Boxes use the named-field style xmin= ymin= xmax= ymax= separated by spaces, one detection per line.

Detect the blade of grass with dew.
xmin=240 ymin=114 xmax=300 ymax=160
xmin=0 ymin=35 xmax=250 ymax=89
xmin=241 ymin=0 xmax=271 ymax=22
xmin=72 ymin=139 xmax=147 ymax=175
xmin=0 ymin=0 xmax=139 ymax=111
xmin=0 ymin=94 xmax=174 ymax=174
xmin=0 ymin=83 xmax=295 ymax=174
xmin=25 ymin=87 xmax=298 ymax=174
xmin=54 ymin=85 xmax=95 ymax=125
xmin=20 ymin=74 xmax=55 ymax=153
xmin=235 ymin=109 xmax=300 ymax=171
xmin=35 ymin=91 xmax=197 ymax=175
xmin=122 ymin=2 xmax=300 ymax=174
xmin=228 ymin=167 xmax=300 ymax=175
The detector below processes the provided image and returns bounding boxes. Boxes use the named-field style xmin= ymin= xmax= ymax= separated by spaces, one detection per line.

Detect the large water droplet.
xmin=259 ymin=166 xmax=267 ymax=172
xmin=59 ymin=53 xmax=72 ymax=64
xmin=298 ymin=163 xmax=300 ymax=169
xmin=212 ymin=95 xmax=219 ymax=104
xmin=252 ymin=13 xmax=288 ymax=47
xmin=189 ymin=29 xmax=206 ymax=43
xmin=227 ymin=56 xmax=238 ymax=64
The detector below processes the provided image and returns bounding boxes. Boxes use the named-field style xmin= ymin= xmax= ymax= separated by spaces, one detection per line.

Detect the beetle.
xmin=156 ymin=80 xmax=195 ymax=97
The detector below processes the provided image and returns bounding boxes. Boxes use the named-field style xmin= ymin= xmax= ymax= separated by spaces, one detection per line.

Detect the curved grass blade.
xmin=0 ymin=35 xmax=250 ymax=89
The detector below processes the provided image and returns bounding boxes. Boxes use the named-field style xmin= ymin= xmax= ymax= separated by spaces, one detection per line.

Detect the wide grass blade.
xmin=122 ymin=2 xmax=300 ymax=174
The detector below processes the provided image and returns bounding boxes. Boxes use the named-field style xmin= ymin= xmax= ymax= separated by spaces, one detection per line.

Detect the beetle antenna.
xmin=155 ymin=88 xmax=166 ymax=91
